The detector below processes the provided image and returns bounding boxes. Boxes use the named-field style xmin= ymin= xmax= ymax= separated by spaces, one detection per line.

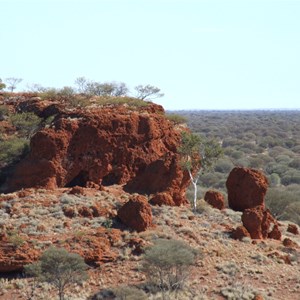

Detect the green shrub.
xmin=230 ymin=150 xmax=244 ymax=160
xmin=165 ymin=114 xmax=187 ymax=124
xmin=266 ymin=162 xmax=289 ymax=176
xmin=269 ymin=146 xmax=293 ymax=157
xmin=292 ymin=145 xmax=300 ymax=153
xmin=265 ymin=187 xmax=300 ymax=223
xmin=268 ymin=173 xmax=281 ymax=187
xmin=0 ymin=78 xmax=6 ymax=90
xmin=214 ymin=158 xmax=234 ymax=173
xmin=9 ymin=112 xmax=41 ymax=137
xmin=284 ymin=139 xmax=296 ymax=148
xmin=7 ymin=231 xmax=25 ymax=248
xmin=275 ymin=154 xmax=292 ymax=164
xmin=0 ymin=105 xmax=9 ymax=121
xmin=67 ymin=96 xmax=90 ymax=108
xmin=0 ymin=137 xmax=29 ymax=166
xmin=239 ymin=142 xmax=257 ymax=151
xmin=234 ymin=158 xmax=250 ymax=167
xmin=222 ymin=138 xmax=242 ymax=148
xmin=199 ymin=172 xmax=224 ymax=188
xmin=281 ymin=170 xmax=300 ymax=185
xmin=248 ymin=155 xmax=272 ymax=169
xmin=281 ymin=201 xmax=300 ymax=225
xmin=289 ymin=158 xmax=300 ymax=168
xmin=59 ymin=86 xmax=76 ymax=97
xmin=113 ymin=285 xmax=147 ymax=300
xmin=142 ymin=238 xmax=199 ymax=296
xmin=94 ymin=96 xmax=148 ymax=107
xmin=25 ymin=247 xmax=88 ymax=300
xmin=39 ymin=88 xmax=61 ymax=100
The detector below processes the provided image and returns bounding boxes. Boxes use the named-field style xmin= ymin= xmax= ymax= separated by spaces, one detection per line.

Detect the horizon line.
xmin=167 ymin=108 xmax=300 ymax=111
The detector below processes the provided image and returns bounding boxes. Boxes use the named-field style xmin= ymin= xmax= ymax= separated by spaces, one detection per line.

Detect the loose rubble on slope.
xmin=0 ymin=95 xmax=299 ymax=300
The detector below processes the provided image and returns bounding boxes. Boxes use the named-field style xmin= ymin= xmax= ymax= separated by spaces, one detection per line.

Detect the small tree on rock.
xmin=5 ymin=77 xmax=23 ymax=92
xmin=24 ymin=247 xmax=88 ymax=300
xmin=26 ymin=83 xmax=47 ymax=93
xmin=134 ymin=84 xmax=164 ymax=101
xmin=74 ymin=76 xmax=89 ymax=93
xmin=179 ymin=131 xmax=223 ymax=211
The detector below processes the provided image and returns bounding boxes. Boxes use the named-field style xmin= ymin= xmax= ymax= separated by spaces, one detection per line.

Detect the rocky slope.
xmin=0 ymin=94 xmax=299 ymax=299
xmin=0 ymin=186 xmax=299 ymax=299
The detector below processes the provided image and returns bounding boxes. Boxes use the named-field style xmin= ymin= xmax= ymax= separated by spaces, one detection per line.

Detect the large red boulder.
xmin=117 ymin=195 xmax=153 ymax=232
xmin=204 ymin=190 xmax=225 ymax=210
xmin=149 ymin=192 xmax=175 ymax=206
xmin=231 ymin=225 xmax=251 ymax=240
xmin=5 ymin=104 xmax=190 ymax=205
xmin=287 ymin=224 xmax=299 ymax=235
xmin=241 ymin=206 xmax=281 ymax=240
xmin=226 ymin=167 xmax=269 ymax=211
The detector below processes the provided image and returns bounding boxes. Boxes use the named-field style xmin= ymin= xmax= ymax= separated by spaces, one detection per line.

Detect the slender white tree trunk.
xmin=192 ymin=181 xmax=197 ymax=211
xmin=188 ymin=170 xmax=198 ymax=211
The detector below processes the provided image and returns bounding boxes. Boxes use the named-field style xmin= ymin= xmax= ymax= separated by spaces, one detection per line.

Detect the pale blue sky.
xmin=1 ymin=0 xmax=300 ymax=110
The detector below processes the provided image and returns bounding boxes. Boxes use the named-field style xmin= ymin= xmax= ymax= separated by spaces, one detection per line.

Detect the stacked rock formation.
xmin=227 ymin=167 xmax=281 ymax=240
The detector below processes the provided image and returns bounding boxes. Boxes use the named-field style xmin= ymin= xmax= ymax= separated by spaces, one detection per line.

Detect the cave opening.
xmin=102 ymin=172 xmax=120 ymax=186
xmin=65 ymin=171 xmax=89 ymax=187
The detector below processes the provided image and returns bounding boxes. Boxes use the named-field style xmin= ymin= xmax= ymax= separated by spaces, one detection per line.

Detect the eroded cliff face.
xmin=5 ymin=102 xmax=189 ymax=205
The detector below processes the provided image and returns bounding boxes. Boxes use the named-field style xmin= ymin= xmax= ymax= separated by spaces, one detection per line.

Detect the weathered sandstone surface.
xmin=5 ymin=102 xmax=189 ymax=205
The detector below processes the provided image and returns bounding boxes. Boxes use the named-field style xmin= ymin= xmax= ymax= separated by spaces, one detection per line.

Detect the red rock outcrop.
xmin=117 ymin=195 xmax=153 ymax=232
xmin=268 ymin=224 xmax=282 ymax=240
xmin=241 ymin=206 xmax=281 ymax=240
xmin=283 ymin=238 xmax=298 ymax=248
xmin=231 ymin=225 xmax=251 ymax=240
xmin=287 ymin=224 xmax=299 ymax=235
xmin=65 ymin=227 xmax=121 ymax=265
xmin=204 ymin=190 xmax=225 ymax=210
xmin=6 ymin=104 xmax=189 ymax=205
xmin=150 ymin=192 xmax=175 ymax=206
xmin=128 ymin=237 xmax=148 ymax=255
xmin=16 ymin=98 xmax=63 ymax=118
xmin=267 ymin=251 xmax=291 ymax=264
xmin=0 ymin=241 xmax=40 ymax=273
xmin=226 ymin=167 xmax=269 ymax=211
xmin=68 ymin=186 xmax=86 ymax=195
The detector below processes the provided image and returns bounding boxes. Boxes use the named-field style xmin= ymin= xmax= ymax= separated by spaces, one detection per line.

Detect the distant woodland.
xmin=173 ymin=110 xmax=300 ymax=225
